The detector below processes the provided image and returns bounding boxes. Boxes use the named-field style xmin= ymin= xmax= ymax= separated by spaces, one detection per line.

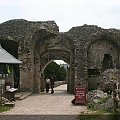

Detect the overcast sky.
xmin=0 ymin=0 xmax=120 ymax=32
xmin=0 ymin=0 xmax=120 ymax=64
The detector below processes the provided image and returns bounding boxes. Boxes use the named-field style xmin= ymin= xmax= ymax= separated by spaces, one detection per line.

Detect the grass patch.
xmin=78 ymin=110 xmax=120 ymax=120
xmin=0 ymin=105 xmax=12 ymax=113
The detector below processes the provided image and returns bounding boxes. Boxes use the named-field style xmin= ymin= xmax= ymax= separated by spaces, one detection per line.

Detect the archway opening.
xmin=42 ymin=60 xmax=70 ymax=94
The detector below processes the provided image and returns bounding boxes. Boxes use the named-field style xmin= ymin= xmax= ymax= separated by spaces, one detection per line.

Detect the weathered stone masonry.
xmin=0 ymin=19 xmax=120 ymax=93
xmin=66 ymin=25 xmax=120 ymax=90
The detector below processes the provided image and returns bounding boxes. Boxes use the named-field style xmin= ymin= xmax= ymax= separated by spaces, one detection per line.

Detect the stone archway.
xmin=32 ymin=30 xmax=75 ymax=94
xmin=39 ymin=50 xmax=72 ymax=93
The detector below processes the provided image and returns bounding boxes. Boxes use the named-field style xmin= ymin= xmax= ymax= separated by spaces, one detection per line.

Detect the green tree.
xmin=57 ymin=66 xmax=67 ymax=81
xmin=44 ymin=61 xmax=67 ymax=81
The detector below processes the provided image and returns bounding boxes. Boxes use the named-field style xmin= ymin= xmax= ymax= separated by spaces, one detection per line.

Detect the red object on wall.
xmin=75 ymin=86 xmax=87 ymax=105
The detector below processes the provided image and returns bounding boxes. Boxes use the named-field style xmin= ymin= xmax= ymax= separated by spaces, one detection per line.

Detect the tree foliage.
xmin=44 ymin=61 xmax=67 ymax=81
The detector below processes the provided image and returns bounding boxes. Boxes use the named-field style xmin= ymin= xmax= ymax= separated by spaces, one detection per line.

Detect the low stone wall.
xmin=54 ymin=81 xmax=66 ymax=87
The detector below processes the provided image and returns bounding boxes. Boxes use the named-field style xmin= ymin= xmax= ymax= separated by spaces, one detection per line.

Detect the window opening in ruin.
xmin=102 ymin=54 xmax=114 ymax=72
xmin=88 ymin=69 xmax=100 ymax=75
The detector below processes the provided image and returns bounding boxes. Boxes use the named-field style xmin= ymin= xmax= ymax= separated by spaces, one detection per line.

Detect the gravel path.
xmin=0 ymin=84 xmax=87 ymax=119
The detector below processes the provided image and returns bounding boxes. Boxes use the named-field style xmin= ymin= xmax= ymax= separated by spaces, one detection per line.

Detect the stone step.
xmin=4 ymin=102 xmax=15 ymax=107
xmin=15 ymin=94 xmax=22 ymax=100
xmin=15 ymin=92 xmax=31 ymax=100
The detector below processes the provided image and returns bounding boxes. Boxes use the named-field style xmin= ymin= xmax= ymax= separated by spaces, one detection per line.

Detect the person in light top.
xmin=45 ymin=78 xmax=50 ymax=93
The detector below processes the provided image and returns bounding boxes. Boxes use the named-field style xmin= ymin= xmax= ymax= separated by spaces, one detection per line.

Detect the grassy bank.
xmin=0 ymin=105 xmax=12 ymax=113
xmin=78 ymin=110 xmax=120 ymax=120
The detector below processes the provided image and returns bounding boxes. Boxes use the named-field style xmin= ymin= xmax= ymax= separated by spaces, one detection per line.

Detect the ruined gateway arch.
xmin=0 ymin=19 xmax=120 ymax=93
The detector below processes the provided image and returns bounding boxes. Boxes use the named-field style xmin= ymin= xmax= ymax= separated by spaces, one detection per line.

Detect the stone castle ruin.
xmin=0 ymin=19 xmax=120 ymax=93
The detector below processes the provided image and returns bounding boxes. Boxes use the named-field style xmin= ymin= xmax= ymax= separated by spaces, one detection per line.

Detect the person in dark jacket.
xmin=50 ymin=76 xmax=54 ymax=94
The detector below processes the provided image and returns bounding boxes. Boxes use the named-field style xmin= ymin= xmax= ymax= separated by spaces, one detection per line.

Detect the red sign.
xmin=75 ymin=86 xmax=87 ymax=105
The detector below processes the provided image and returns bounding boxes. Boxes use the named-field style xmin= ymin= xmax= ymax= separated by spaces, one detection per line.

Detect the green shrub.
xmin=87 ymin=102 xmax=96 ymax=110
xmin=87 ymin=96 xmax=110 ymax=111
xmin=97 ymin=97 xmax=109 ymax=104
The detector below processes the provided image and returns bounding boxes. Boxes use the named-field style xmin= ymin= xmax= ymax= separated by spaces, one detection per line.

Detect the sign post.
xmin=75 ymin=86 xmax=87 ymax=105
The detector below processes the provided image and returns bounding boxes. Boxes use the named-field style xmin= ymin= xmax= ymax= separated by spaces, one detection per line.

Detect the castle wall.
xmin=0 ymin=19 xmax=120 ymax=93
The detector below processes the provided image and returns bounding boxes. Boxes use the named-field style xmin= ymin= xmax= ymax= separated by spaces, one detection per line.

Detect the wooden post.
xmin=113 ymin=82 xmax=119 ymax=120
xmin=113 ymin=83 xmax=117 ymax=114
xmin=11 ymin=66 xmax=14 ymax=88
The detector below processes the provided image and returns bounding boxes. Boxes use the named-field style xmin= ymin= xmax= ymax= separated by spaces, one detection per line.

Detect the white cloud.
xmin=0 ymin=0 xmax=120 ymax=31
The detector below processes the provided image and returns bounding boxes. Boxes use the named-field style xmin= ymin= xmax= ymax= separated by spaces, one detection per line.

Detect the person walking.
xmin=50 ymin=76 xmax=54 ymax=94
xmin=45 ymin=77 xmax=50 ymax=93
